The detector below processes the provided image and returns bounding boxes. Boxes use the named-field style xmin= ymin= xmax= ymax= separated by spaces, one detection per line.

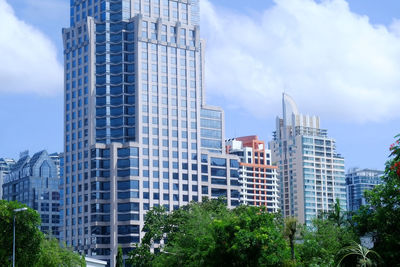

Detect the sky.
xmin=0 ymin=0 xmax=399 ymax=170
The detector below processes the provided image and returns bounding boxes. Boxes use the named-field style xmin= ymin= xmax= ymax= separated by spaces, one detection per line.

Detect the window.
xmin=40 ymin=161 xmax=51 ymax=178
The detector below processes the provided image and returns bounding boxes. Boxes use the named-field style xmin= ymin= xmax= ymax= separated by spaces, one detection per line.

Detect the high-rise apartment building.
xmin=346 ymin=168 xmax=383 ymax=212
xmin=0 ymin=158 xmax=15 ymax=199
xmin=62 ymin=1 xmax=241 ymax=265
xmin=226 ymin=136 xmax=279 ymax=212
xmin=50 ymin=152 xmax=64 ymax=178
xmin=270 ymin=93 xmax=347 ymax=225
xmin=2 ymin=151 xmax=61 ymax=237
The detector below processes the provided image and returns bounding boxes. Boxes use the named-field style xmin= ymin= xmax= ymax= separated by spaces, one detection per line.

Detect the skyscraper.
xmin=346 ymin=168 xmax=383 ymax=212
xmin=62 ymin=1 xmax=241 ymax=265
xmin=2 ymin=151 xmax=61 ymax=238
xmin=226 ymin=136 xmax=279 ymax=212
xmin=269 ymin=93 xmax=347 ymax=225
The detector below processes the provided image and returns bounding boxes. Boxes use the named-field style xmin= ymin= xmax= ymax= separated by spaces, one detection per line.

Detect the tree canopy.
xmin=34 ymin=237 xmax=85 ymax=267
xmin=297 ymin=200 xmax=358 ymax=267
xmin=0 ymin=200 xmax=85 ymax=267
xmin=0 ymin=200 xmax=42 ymax=266
xmin=128 ymin=199 xmax=291 ymax=267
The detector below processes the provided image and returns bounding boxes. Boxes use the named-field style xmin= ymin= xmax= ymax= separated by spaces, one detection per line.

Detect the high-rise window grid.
xmin=63 ymin=0 xmax=240 ymax=265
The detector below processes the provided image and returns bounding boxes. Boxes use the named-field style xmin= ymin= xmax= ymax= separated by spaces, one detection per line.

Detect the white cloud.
xmin=200 ymin=0 xmax=400 ymax=123
xmin=0 ymin=0 xmax=62 ymax=95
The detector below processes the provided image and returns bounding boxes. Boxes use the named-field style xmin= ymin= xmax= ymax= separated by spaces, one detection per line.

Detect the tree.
xmin=128 ymin=199 xmax=227 ymax=267
xmin=0 ymin=200 xmax=43 ymax=267
xmin=201 ymin=205 xmax=290 ymax=267
xmin=34 ymin=237 xmax=85 ymax=267
xmin=0 ymin=200 xmax=85 ymax=267
xmin=327 ymin=199 xmax=347 ymax=228
xmin=336 ymin=241 xmax=381 ymax=267
xmin=127 ymin=206 xmax=168 ymax=267
xmin=116 ymin=246 xmax=123 ymax=267
xmin=284 ymin=217 xmax=299 ymax=261
xmin=353 ymin=135 xmax=400 ymax=266
xmin=128 ymin=199 xmax=291 ymax=267
xmin=81 ymin=254 xmax=87 ymax=267
xmin=298 ymin=201 xmax=357 ymax=266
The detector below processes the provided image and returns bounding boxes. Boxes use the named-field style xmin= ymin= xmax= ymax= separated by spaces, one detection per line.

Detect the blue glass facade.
xmin=0 ymin=158 xmax=15 ymax=200
xmin=346 ymin=168 xmax=383 ymax=212
xmin=94 ymin=6 xmax=136 ymax=144
xmin=2 ymin=151 xmax=62 ymax=238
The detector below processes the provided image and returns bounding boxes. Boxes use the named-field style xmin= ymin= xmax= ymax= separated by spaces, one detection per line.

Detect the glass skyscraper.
xmin=270 ymin=93 xmax=347 ymax=225
xmin=346 ymin=168 xmax=383 ymax=212
xmin=62 ymin=0 xmax=241 ymax=265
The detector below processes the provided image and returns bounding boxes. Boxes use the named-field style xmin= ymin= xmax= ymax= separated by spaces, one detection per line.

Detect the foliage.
xmin=81 ymin=254 xmax=87 ymax=267
xmin=34 ymin=237 xmax=85 ymax=267
xmin=0 ymin=200 xmax=85 ymax=267
xmin=353 ymin=135 xmax=400 ymax=266
xmin=128 ymin=199 xmax=291 ymax=267
xmin=128 ymin=206 xmax=168 ymax=267
xmin=129 ymin=243 xmax=153 ymax=267
xmin=116 ymin=246 xmax=123 ymax=267
xmin=284 ymin=217 xmax=299 ymax=261
xmin=298 ymin=200 xmax=358 ymax=267
xmin=326 ymin=199 xmax=347 ymax=228
xmin=0 ymin=200 xmax=43 ymax=267
xmin=335 ymin=241 xmax=381 ymax=267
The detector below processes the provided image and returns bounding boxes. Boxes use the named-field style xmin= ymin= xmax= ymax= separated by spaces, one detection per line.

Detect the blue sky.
xmin=0 ymin=0 xmax=399 ymax=170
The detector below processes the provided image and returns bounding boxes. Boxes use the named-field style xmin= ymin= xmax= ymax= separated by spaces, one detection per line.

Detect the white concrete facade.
xmin=270 ymin=93 xmax=347 ymax=225
xmin=227 ymin=137 xmax=280 ymax=212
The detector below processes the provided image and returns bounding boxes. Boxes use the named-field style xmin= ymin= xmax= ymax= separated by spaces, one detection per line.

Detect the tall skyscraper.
xmin=346 ymin=168 xmax=383 ymax=212
xmin=270 ymin=93 xmax=347 ymax=225
xmin=2 ymin=151 xmax=61 ymax=238
xmin=62 ymin=1 xmax=241 ymax=265
xmin=0 ymin=157 xmax=15 ymax=199
xmin=226 ymin=136 xmax=279 ymax=212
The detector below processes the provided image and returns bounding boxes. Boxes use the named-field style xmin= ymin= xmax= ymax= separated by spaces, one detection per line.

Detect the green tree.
xmin=34 ymin=237 xmax=84 ymax=267
xmin=116 ymin=246 xmax=123 ymax=267
xmin=127 ymin=206 xmax=169 ymax=267
xmin=298 ymin=201 xmax=357 ymax=266
xmin=284 ymin=217 xmax=299 ymax=261
xmin=205 ymin=205 xmax=290 ymax=267
xmin=81 ymin=254 xmax=87 ymax=267
xmin=129 ymin=243 xmax=153 ymax=267
xmin=353 ymin=135 xmax=400 ymax=266
xmin=151 ymin=200 xmax=226 ymax=267
xmin=128 ymin=199 xmax=291 ymax=267
xmin=336 ymin=241 xmax=381 ymax=267
xmin=0 ymin=200 xmax=43 ymax=267
xmin=327 ymin=199 xmax=347 ymax=228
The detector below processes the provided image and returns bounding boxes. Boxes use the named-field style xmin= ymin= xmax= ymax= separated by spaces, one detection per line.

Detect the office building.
xmin=346 ymin=168 xmax=383 ymax=212
xmin=0 ymin=158 xmax=15 ymax=199
xmin=269 ymin=93 xmax=347 ymax=225
xmin=226 ymin=136 xmax=279 ymax=212
xmin=2 ymin=150 xmax=61 ymax=237
xmin=62 ymin=0 xmax=241 ymax=265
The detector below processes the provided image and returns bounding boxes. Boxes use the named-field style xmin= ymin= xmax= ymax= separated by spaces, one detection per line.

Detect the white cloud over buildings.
xmin=201 ymin=0 xmax=400 ymax=123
